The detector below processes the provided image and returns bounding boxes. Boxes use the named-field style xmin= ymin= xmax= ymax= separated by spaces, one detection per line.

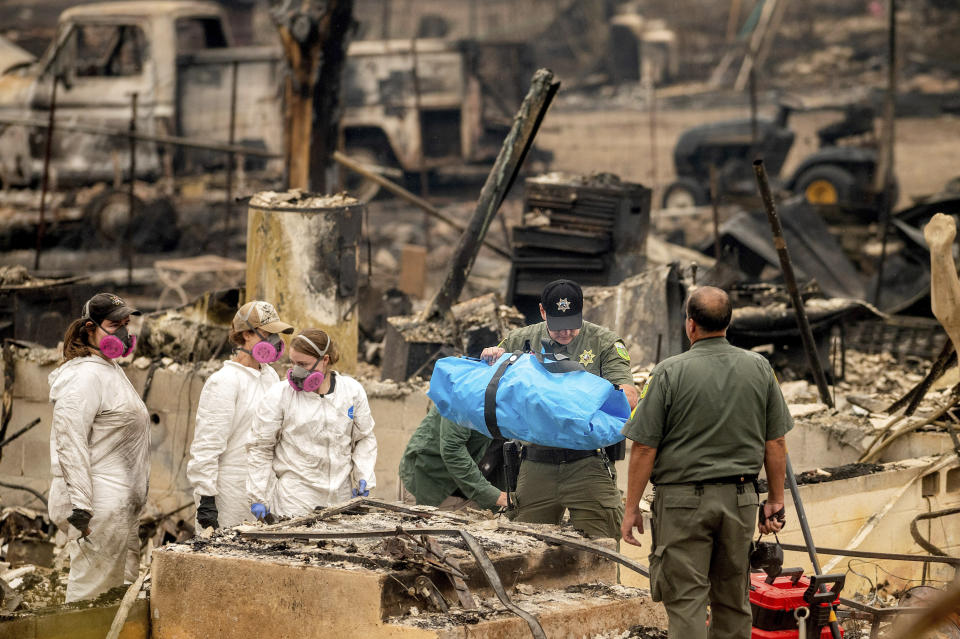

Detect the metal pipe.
xmin=778 ymin=541 xmax=960 ymax=566
xmin=753 ymin=159 xmax=833 ymax=407
xmin=332 ymin=151 xmax=510 ymax=258
xmin=785 ymin=453 xmax=842 ymax=639
xmin=460 ymin=530 xmax=547 ymax=639
xmin=35 ymin=77 xmax=58 ymax=271
xmin=126 ymin=93 xmax=138 ymax=287
xmin=909 ymin=506 xmax=960 ymax=557
xmin=225 ymin=59 xmax=239 ymax=257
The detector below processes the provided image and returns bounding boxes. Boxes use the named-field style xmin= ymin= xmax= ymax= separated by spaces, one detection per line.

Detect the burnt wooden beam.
xmin=421 ymin=68 xmax=560 ymax=322
xmin=753 ymin=159 xmax=834 ymax=408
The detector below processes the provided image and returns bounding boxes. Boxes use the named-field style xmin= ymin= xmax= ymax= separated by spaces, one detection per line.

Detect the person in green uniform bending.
xmin=479 ymin=279 xmax=638 ymax=539
xmin=399 ymin=406 xmax=508 ymax=511
xmin=621 ymin=286 xmax=791 ymax=639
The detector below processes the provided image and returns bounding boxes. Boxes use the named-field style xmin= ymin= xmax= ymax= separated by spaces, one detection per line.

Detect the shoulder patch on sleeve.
xmin=614 ymin=341 xmax=630 ymax=361
xmin=640 ymin=374 xmax=652 ymax=399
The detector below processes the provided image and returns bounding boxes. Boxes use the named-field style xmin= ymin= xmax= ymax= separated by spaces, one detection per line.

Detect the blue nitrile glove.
xmin=250 ymin=503 xmax=270 ymax=520
xmin=352 ymin=479 xmax=369 ymax=497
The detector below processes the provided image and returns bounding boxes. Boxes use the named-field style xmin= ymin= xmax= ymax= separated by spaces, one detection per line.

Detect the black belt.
xmin=656 ymin=474 xmax=758 ymax=487
xmin=523 ymin=445 xmax=599 ymax=464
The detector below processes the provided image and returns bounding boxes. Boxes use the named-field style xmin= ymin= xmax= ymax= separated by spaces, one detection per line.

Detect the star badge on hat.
xmin=557 ymin=297 xmax=571 ymax=312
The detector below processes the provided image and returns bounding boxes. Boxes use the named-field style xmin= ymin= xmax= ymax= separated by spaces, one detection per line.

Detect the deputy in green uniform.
xmin=621 ymin=286 xmax=791 ymax=639
xmin=399 ymin=406 xmax=508 ymax=511
xmin=480 ymin=279 xmax=637 ymax=539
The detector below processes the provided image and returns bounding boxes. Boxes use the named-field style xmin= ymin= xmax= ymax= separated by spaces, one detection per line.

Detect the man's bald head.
xmin=686 ymin=286 xmax=732 ymax=333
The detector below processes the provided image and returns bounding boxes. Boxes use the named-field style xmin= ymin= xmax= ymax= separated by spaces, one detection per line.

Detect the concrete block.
xmin=21 ymin=439 xmax=52 ymax=481
xmin=785 ymin=422 xmax=862 ymax=472
xmin=0 ymin=438 xmax=25 ymax=478
xmin=880 ymin=431 xmax=956 ymax=462
xmin=144 ymin=369 xmax=207 ymax=416
xmin=369 ymin=392 xmax=430 ymax=500
xmin=12 ymin=359 xmax=57 ymax=403
xmin=0 ymin=598 xmax=148 ymax=639
xmin=9 ymin=401 xmax=52 ymax=444
xmin=152 ymin=551 xmax=400 ymax=638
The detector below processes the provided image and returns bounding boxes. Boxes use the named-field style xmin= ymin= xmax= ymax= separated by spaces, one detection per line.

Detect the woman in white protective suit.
xmin=186 ymin=301 xmax=293 ymax=529
xmin=48 ymin=292 xmax=149 ymax=602
xmin=247 ymin=328 xmax=377 ymax=519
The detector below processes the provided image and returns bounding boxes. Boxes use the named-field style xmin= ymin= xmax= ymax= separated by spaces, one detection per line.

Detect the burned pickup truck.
xmin=0 ymin=1 xmax=533 ymax=202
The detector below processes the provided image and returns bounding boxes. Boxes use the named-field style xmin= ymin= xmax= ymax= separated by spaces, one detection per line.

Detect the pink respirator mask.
xmin=287 ymin=335 xmax=329 ymax=392
xmin=81 ymin=299 xmax=137 ymax=359
xmin=236 ymin=303 xmax=286 ymax=363
xmin=249 ymin=331 xmax=285 ymax=363
xmin=95 ymin=324 xmax=137 ymax=359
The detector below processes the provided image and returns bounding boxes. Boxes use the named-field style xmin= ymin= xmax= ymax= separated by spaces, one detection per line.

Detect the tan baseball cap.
xmin=233 ymin=301 xmax=294 ymax=334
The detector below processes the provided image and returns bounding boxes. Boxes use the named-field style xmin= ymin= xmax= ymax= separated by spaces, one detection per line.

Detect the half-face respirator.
xmin=83 ymin=300 xmax=136 ymax=359
xmin=250 ymin=331 xmax=285 ymax=363
xmin=238 ymin=304 xmax=286 ymax=363
xmin=287 ymin=335 xmax=329 ymax=392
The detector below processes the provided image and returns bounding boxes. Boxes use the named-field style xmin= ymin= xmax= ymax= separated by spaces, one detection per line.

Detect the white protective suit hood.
xmin=47 ymin=355 xmax=150 ymax=602
xmin=247 ymin=372 xmax=377 ymax=517
xmin=187 ymin=360 xmax=279 ymax=527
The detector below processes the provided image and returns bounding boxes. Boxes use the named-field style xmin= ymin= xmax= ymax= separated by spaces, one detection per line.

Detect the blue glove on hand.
xmin=250 ymin=503 xmax=270 ymax=520
xmin=352 ymin=479 xmax=369 ymax=497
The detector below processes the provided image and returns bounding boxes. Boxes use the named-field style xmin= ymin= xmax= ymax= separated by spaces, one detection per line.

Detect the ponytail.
xmin=61 ymin=318 xmax=97 ymax=363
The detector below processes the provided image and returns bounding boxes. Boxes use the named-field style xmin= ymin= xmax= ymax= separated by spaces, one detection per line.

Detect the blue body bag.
xmin=427 ymin=351 xmax=630 ymax=450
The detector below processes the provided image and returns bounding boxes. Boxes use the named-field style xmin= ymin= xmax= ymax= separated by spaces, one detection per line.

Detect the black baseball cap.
xmin=541 ymin=279 xmax=583 ymax=331
xmin=82 ymin=293 xmax=141 ymax=323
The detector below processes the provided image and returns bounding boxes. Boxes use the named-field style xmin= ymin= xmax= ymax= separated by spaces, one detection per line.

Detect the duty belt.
xmin=522 ymin=445 xmax=599 ymax=464
xmin=655 ymin=474 xmax=758 ymax=487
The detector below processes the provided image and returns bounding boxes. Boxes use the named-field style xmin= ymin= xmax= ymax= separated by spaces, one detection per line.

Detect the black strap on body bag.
xmin=482 ymin=348 xmax=585 ymax=440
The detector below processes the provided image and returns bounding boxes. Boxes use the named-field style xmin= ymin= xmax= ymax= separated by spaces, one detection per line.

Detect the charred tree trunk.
xmin=272 ymin=0 xmax=355 ymax=192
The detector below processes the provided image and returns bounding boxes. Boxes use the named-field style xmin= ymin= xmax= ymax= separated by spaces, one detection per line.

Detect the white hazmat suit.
xmin=187 ymin=361 xmax=280 ymax=527
xmin=47 ymin=356 xmax=150 ymax=602
xmin=247 ymin=373 xmax=377 ymax=516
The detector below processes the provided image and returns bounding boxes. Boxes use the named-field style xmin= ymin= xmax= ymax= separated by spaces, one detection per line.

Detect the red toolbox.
xmin=750 ymin=569 xmax=844 ymax=639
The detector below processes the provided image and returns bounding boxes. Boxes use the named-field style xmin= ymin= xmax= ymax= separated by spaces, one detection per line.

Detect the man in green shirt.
xmin=620 ymin=286 xmax=791 ymax=639
xmin=480 ymin=279 xmax=638 ymax=539
xmin=399 ymin=406 xmax=508 ymax=511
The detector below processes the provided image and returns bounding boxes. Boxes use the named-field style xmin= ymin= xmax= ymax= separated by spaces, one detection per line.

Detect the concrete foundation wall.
xmin=151 ymin=546 xmax=664 ymax=639
xmin=0 ymin=354 xmax=429 ymax=516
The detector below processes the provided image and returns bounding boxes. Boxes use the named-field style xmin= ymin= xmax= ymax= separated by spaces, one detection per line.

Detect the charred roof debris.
xmin=0 ymin=0 xmax=959 ymax=637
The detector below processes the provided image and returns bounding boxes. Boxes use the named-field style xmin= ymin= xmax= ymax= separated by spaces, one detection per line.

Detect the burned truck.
xmin=0 ymin=1 xmax=533 ymax=204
